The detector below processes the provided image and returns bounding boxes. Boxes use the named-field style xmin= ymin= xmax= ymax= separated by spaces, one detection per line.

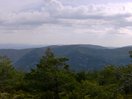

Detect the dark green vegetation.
xmin=0 ymin=44 xmax=132 ymax=71
xmin=0 ymin=48 xmax=132 ymax=99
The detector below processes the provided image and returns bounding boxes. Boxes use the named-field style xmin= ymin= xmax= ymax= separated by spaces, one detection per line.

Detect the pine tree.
xmin=25 ymin=48 xmax=69 ymax=99
xmin=0 ymin=56 xmax=16 ymax=92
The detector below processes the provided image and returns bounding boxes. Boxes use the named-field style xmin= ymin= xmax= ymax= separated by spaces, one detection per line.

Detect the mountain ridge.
xmin=0 ymin=44 xmax=132 ymax=71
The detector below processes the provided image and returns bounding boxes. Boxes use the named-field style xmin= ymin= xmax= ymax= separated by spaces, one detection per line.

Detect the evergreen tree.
xmin=0 ymin=56 xmax=16 ymax=92
xmin=25 ymin=48 xmax=70 ymax=99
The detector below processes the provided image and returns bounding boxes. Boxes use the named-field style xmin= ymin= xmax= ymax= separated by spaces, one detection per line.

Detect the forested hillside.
xmin=0 ymin=45 xmax=132 ymax=71
xmin=0 ymin=48 xmax=132 ymax=99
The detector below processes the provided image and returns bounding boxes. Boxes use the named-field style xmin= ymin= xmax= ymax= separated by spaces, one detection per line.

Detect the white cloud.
xmin=0 ymin=0 xmax=132 ymax=47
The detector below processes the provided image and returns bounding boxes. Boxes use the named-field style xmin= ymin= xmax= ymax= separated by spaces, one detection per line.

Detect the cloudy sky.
xmin=0 ymin=0 xmax=132 ymax=47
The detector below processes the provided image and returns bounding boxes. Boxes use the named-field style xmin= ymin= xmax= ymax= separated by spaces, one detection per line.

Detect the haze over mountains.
xmin=0 ymin=44 xmax=48 ymax=49
xmin=0 ymin=44 xmax=132 ymax=71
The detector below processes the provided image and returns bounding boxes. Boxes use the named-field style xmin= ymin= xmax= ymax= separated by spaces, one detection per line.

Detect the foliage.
xmin=0 ymin=48 xmax=132 ymax=99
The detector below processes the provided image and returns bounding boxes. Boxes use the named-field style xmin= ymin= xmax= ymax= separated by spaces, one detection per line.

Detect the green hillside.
xmin=0 ymin=45 xmax=131 ymax=71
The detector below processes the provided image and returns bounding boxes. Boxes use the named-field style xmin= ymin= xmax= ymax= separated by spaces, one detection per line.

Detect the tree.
xmin=25 ymin=48 xmax=70 ymax=99
xmin=129 ymin=51 xmax=132 ymax=58
xmin=0 ymin=56 xmax=16 ymax=92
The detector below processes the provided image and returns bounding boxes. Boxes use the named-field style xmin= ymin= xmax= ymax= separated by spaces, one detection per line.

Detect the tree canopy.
xmin=0 ymin=48 xmax=132 ymax=99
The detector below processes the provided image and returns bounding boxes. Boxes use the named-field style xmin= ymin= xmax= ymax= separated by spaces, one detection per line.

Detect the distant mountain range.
xmin=0 ymin=44 xmax=132 ymax=71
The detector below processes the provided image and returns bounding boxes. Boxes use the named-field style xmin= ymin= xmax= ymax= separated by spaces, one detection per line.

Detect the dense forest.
xmin=0 ymin=48 xmax=132 ymax=99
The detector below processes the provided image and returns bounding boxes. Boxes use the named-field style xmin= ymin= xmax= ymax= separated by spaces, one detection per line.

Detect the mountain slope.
xmin=0 ymin=45 xmax=131 ymax=71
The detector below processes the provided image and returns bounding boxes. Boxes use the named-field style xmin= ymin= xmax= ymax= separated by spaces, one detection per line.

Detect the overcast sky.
xmin=0 ymin=0 xmax=132 ymax=47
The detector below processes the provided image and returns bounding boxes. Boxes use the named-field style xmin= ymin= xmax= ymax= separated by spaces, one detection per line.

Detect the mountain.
xmin=0 ymin=44 xmax=132 ymax=71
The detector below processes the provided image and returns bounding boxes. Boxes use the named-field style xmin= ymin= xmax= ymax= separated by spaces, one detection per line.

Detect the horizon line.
xmin=0 ymin=43 xmax=131 ymax=50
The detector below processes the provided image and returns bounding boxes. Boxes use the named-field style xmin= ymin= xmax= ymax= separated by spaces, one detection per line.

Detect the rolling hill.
xmin=0 ymin=44 xmax=132 ymax=71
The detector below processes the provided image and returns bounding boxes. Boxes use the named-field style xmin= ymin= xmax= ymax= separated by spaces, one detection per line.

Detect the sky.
xmin=0 ymin=0 xmax=132 ymax=47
